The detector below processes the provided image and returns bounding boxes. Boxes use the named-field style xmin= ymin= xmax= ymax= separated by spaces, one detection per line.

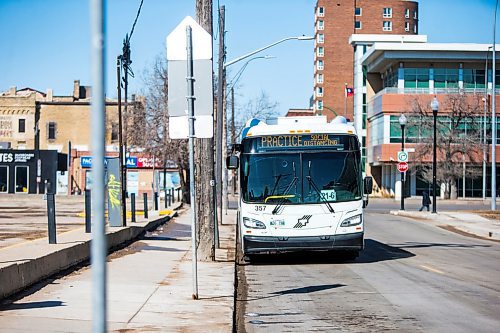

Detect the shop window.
xmin=0 ymin=166 xmax=8 ymax=192
xmin=18 ymin=119 xmax=26 ymax=133
xmin=15 ymin=166 xmax=28 ymax=193
xmin=48 ymin=122 xmax=57 ymax=140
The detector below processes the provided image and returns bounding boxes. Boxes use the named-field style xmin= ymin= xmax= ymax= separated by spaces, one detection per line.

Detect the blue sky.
xmin=0 ymin=0 xmax=497 ymax=115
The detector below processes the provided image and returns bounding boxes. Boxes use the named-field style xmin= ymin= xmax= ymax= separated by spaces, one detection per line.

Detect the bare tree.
xmin=230 ymin=90 xmax=280 ymax=142
xmin=406 ymin=93 xmax=484 ymax=199
xmin=141 ymin=56 xmax=190 ymax=201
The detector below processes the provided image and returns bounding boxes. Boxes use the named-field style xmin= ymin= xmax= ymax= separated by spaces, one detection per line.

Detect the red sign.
xmin=137 ymin=157 xmax=163 ymax=168
xmin=397 ymin=162 xmax=408 ymax=173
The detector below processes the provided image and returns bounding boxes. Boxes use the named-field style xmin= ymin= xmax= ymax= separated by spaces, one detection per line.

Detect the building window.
xmin=0 ymin=166 xmax=8 ymax=193
xmin=383 ymin=8 xmax=392 ymax=18
xmin=317 ymin=46 xmax=324 ymax=57
xmin=405 ymin=8 xmax=410 ymax=18
xmin=383 ymin=21 xmax=392 ymax=31
xmin=317 ymin=20 xmax=324 ymax=30
xmin=405 ymin=22 xmax=410 ymax=32
xmin=316 ymin=87 xmax=323 ymax=97
xmin=317 ymin=60 xmax=324 ymax=71
xmin=317 ymin=33 xmax=324 ymax=44
xmin=414 ymin=23 xmax=417 ymax=34
xmin=317 ymin=73 xmax=324 ymax=84
xmin=18 ymin=119 xmax=25 ymax=133
xmin=413 ymin=9 xmax=418 ymax=19
xmin=111 ymin=122 xmax=119 ymax=142
xmin=355 ymin=21 xmax=361 ymax=29
xmin=404 ymin=68 xmax=430 ymax=88
xmin=434 ymin=68 xmax=459 ymax=89
xmin=355 ymin=7 xmax=362 ymax=16
xmin=317 ymin=100 xmax=323 ymax=111
xmin=317 ymin=6 xmax=324 ymax=17
xmin=48 ymin=122 xmax=57 ymax=140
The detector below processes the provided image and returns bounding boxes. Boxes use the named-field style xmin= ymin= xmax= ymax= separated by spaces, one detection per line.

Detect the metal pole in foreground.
xmin=399 ymin=113 xmax=407 ymax=211
xmin=492 ymin=0 xmax=498 ymax=210
xmin=90 ymin=0 xmax=107 ymax=331
xmin=431 ymin=97 xmax=439 ymax=214
xmin=186 ymin=25 xmax=198 ymax=299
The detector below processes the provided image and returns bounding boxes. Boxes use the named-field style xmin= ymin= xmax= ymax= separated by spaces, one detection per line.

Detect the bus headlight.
xmin=243 ymin=217 xmax=266 ymax=229
xmin=340 ymin=214 xmax=362 ymax=227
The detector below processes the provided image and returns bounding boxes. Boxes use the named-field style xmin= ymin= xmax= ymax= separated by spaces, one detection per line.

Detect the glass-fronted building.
xmin=350 ymin=36 xmax=500 ymax=198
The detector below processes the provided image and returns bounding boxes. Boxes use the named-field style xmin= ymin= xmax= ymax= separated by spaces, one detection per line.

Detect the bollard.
xmin=143 ymin=192 xmax=148 ymax=219
xmin=154 ymin=191 xmax=158 ymax=211
xmin=168 ymin=189 xmax=172 ymax=207
xmin=131 ymin=193 xmax=136 ymax=222
xmin=164 ymin=190 xmax=168 ymax=208
xmin=177 ymin=188 xmax=181 ymax=202
xmin=172 ymin=188 xmax=175 ymax=203
xmin=85 ymin=189 xmax=91 ymax=233
xmin=46 ymin=183 xmax=57 ymax=244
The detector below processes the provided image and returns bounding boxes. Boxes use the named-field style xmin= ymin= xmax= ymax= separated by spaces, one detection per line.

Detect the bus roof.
xmin=241 ymin=116 xmax=357 ymax=139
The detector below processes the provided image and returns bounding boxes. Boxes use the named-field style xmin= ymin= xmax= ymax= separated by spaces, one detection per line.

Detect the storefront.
xmin=0 ymin=149 xmax=67 ymax=194
xmin=75 ymin=154 xmax=180 ymax=197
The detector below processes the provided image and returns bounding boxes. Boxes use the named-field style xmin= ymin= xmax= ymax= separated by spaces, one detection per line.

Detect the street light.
xmin=399 ymin=113 xmax=407 ymax=211
xmin=491 ymin=0 xmax=498 ymax=210
xmin=430 ymin=96 xmax=439 ymax=214
xmin=223 ymin=35 xmax=314 ymax=68
xmin=215 ymin=34 xmax=314 ymax=226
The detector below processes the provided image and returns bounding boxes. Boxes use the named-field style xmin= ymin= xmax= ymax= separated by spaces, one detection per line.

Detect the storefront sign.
xmin=137 ymin=157 xmax=164 ymax=168
xmin=126 ymin=157 xmax=137 ymax=168
xmin=0 ymin=152 xmax=35 ymax=163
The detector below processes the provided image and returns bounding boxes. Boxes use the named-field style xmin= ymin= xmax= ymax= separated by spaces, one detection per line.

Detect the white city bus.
xmin=227 ymin=116 xmax=372 ymax=261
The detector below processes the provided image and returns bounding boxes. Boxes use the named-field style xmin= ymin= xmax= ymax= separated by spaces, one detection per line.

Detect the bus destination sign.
xmin=259 ymin=134 xmax=344 ymax=150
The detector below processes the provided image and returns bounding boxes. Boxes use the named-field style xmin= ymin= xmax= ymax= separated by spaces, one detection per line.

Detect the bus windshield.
xmin=241 ymin=151 xmax=362 ymax=204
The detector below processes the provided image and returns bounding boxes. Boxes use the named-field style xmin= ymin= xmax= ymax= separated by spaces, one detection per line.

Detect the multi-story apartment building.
xmin=313 ymin=0 xmax=418 ymax=122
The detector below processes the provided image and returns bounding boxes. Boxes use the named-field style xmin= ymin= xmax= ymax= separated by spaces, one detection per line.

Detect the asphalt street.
xmin=237 ymin=207 xmax=500 ymax=332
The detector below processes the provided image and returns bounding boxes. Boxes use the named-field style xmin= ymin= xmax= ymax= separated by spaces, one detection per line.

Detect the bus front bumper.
xmin=243 ymin=232 xmax=364 ymax=254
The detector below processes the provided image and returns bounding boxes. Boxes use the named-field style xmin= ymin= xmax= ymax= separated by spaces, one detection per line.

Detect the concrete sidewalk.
xmin=0 ymin=201 xmax=237 ymax=332
xmin=390 ymin=209 xmax=500 ymax=241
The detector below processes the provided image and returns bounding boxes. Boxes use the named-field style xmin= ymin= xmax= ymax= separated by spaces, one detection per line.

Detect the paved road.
xmin=237 ymin=207 xmax=500 ymax=332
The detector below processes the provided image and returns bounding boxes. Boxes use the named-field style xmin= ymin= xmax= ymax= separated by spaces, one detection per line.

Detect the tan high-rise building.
xmin=313 ymin=0 xmax=419 ymax=121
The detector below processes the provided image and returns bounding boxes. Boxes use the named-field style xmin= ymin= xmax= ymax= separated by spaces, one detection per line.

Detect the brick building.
xmin=312 ymin=0 xmax=418 ymax=121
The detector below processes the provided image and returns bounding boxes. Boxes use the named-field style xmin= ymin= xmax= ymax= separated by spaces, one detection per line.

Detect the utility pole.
xmin=195 ymin=0 xmax=216 ymax=260
xmin=117 ymin=57 xmax=126 ymax=225
xmin=216 ymin=5 xmax=225 ymax=226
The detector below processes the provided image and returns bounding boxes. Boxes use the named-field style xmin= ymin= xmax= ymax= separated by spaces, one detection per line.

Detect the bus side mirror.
xmin=226 ymin=155 xmax=239 ymax=170
xmin=364 ymin=176 xmax=373 ymax=195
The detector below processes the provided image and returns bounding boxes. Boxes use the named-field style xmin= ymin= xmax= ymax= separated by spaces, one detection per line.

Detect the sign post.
xmin=167 ymin=16 xmax=214 ymax=300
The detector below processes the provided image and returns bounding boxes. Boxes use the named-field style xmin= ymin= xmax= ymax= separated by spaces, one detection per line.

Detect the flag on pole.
xmin=345 ymin=86 xmax=354 ymax=97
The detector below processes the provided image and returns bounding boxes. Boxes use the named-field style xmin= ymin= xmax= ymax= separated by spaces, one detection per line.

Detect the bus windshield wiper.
xmin=272 ymin=162 xmax=298 ymax=215
xmin=307 ymin=161 xmax=334 ymax=213
xmin=271 ymin=176 xmax=298 ymax=214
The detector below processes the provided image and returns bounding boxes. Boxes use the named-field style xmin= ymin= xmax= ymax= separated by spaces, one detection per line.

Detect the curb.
xmin=0 ymin=204 xmax=181 ymax=300
xmin=389 ymin=210 xmax=500 ymax=241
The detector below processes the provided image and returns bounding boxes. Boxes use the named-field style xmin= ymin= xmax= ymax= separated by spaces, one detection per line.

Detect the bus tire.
xmin=343 ymin=250 xmax=359 ymax=260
